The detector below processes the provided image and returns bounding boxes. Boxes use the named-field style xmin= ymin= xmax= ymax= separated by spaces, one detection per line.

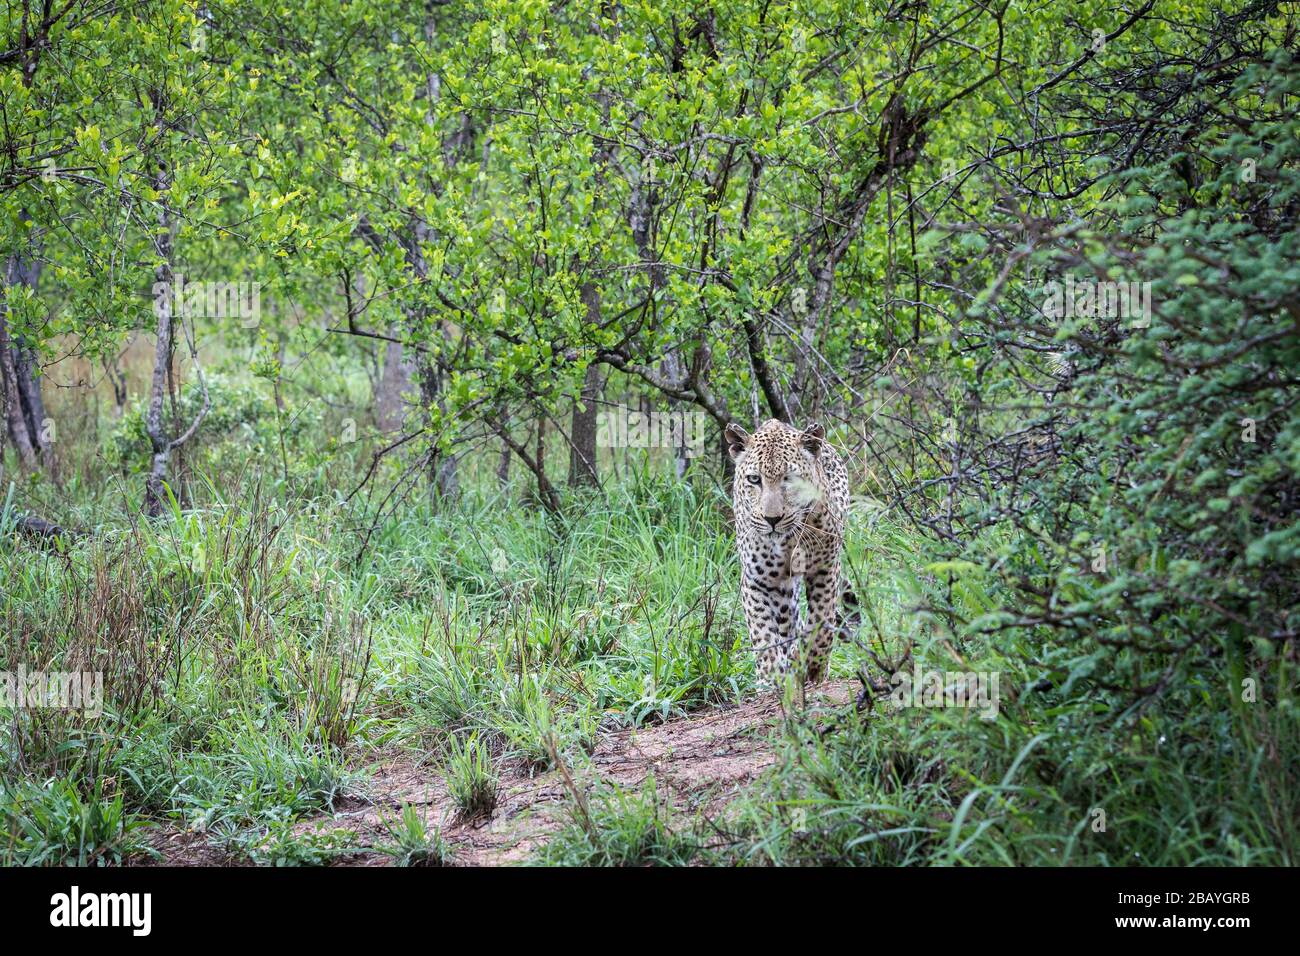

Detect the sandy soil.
xmin=138 ymin=681 xmax=855 ymax=866
xmin=137 ymin=681 xmax=857 ymax=868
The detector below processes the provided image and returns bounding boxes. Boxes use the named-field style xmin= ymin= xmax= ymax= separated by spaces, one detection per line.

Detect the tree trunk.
xmin=416 ymin=348 xmax=459 ymax=503
xmin=143 ymin=192 xmax=177 ymax=517
xmin=0 ymin=307 xmax=39 ymax=470
xmin=103 ymin=353 xmax=129 ymax=418
xmin=1 ymin=212 xmax=50 ymax=467
xmin=396 ymin=13 xmax=463 ymax=504
xmin=496 ymin=437 xmax=512 ymax=489
xmin=568 ymin=362 xmax=602 ymax=487
xmin=142 ymin=98 xmax=211 ymax=516
xmin=143 ymin=190 xmax=209 ymax=517
xmin=493 ymin=414 xmax=559 ymax=514
xmin=375 ymin=326 xmax=415 ymax=433
xmin=14 ymin=345 xmax=49 ymax=450
xmin=568 ymin=284 xmax=603 ymax=487
xmin=661 ymin=349 xmax=691 ymax=479
xmin=533 ymin=415 xmax=549 ymax=508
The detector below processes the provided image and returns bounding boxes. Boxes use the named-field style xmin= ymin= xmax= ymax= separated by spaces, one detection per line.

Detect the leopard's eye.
xmin=746 ymin=474 xmax=761 ymax=486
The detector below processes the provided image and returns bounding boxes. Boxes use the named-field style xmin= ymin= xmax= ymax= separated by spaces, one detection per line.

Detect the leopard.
xmin=725 ymin=418 xmax=855 ymax=687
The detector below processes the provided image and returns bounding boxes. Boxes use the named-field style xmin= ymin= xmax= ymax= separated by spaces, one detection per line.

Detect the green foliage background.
xmin=0 ymin=1 xmax=1295 ymax=865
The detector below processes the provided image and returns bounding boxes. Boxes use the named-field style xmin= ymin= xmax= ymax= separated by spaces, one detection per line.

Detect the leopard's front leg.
xmin=800 ymin=557 xmax=841 ymax=684
xmin=738 ymin=542 xmax=800 ymax=685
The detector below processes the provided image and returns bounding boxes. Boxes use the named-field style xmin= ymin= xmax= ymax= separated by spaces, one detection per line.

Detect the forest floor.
xmin=142 ymin=682 xmax=856 ymax=866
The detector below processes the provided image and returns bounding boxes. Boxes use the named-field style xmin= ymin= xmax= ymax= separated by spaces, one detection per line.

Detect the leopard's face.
xmin=726 ymin=419 xmax=826 ymax=537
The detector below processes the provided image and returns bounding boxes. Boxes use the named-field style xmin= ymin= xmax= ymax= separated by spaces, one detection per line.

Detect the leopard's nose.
xmin=764 ymin=515 xmax=781 ymax=532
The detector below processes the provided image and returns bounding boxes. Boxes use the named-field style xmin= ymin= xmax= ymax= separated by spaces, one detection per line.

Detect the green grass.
xmin=3 ymin=415 xmax=1296 ymax=867
xmin=378 ymin=803 xmax=454 ymax=867
xmin=444 ymin=732 xmax=499 ymax=821
xmin=0 ymin=463 xmax=761 ymax=863
xmin=533 ymin=776 xmax=702 ymax=867
xmin=0 ymin=777 xmax=150 ymax=866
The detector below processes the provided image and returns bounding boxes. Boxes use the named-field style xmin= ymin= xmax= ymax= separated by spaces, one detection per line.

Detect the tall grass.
xmin=718 ymin=514 xmax=1300 ymax=867
xmin=3 ymin=405 xmax=1295 ymax=866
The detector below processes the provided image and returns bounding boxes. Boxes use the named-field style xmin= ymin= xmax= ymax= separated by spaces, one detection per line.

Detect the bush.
xmin=0 ymin=778 xmax=149 ymax=866
xmin=105 ymin=371 xmax=300 ymax=472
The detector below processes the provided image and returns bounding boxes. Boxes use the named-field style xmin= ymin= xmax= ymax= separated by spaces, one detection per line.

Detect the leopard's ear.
xmin=725 ymin=423 xmax=750 ymax=460
xmin=801 ymin=422 xmax=825 ymax=456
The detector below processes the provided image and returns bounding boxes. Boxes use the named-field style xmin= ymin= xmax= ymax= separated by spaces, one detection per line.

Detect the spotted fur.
xmin=725 ymin=419 xmax=853 ymax=686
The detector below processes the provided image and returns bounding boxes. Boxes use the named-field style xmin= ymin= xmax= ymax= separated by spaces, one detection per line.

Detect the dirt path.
xmin=287 ymin=681 xmax=856 ymax=866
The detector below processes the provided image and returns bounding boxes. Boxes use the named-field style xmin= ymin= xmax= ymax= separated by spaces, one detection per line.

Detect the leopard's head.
xmin=725 ymin=418 xmax=826 ymax=536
